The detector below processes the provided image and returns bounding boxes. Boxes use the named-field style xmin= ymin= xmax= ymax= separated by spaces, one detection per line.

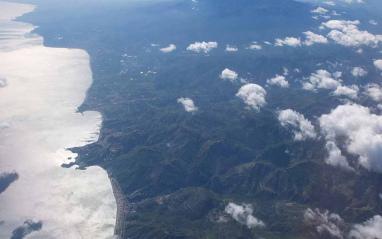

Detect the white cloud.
xmin=349 ymin=215 xmax=382 ymax=239
xmin=264 ymin=41 xmax=272 ymax=45
xmin=278 ymin=109 xmax=317 ymax=141
xmin=304 ymin=208 xmax=345 ymax=238
xmin=160 ymin=44 xmax=176 ymax=53
xmin=283 ymin=67 xmax=289 ymax=76
xmin=302 ymin=82 xmax=317 ymax=92
xmin=369 ymin=20 xmax=378 ymax=26
xmin=322 ymin=20 xmax=360 ymax=31
xmin=311 ymin=7 xmax=329 ymax=15
xmin=374 ymin=59 xmax=382 ymax=71
xmin=275 ymin=37 xmax=301 ymax=47
xmin=303 ymin=31 xmax=328 ymax=46
xmin=249 ymin=44 xmax=262 ymax=50
xmin=343 ymin=0 xmax=364 ymax=3
xmin=266 ymin=74 xmax=289 ymax=88
xmin=225 ymin=45 xmax=238 ymax=52
xmin=187 ymin=41 xmax=218 ymax=53
xmin=225 ymin=203 xmax=265 ymax=228
xmin=302 ymin=70 xmax=341 ymax=92
xmin=319 ymin=104 xmax=382 ymax=172
xmin=325 ymin=141 xmax=353 ymax=170
xmin=352 ymin=67 xmax=367 ymax=77
xmin=322 ymin=20 xmax=380 ymax=48
xmin=236 ymin=84 xmax=267 ymax=112
xmin=324 ymin=1 xmax=336 ymax=6
xmin=220 ymin=68 xmax=238 ymax=82
xmin=305 ymin=208 xmax=382 ymax=239
xmin=333 ymin=85 xmax=359 ymax=99
xmin=365 ymin=83 xmax=382 ymax=102
xmin=151 ymin=43 xmax=159 ymax=47
xmin=327 ymin=27 xmax=380 ymax=47
xmin=333 ymin=71 xmax=342 ymax=79
xmin=177 ymin=97 xmax=198 ymax=113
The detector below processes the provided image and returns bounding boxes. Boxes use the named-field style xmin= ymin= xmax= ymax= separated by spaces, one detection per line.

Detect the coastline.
xmin=108 ymin=169 xmax=130 ymax=238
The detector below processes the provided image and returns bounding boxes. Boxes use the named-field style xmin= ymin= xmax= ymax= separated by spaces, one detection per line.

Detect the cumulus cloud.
xmin=236 ymin=84 xmax=267 ymax=112
xmin=325 ymin=141 xmax=353 ymax=171
xmin=311 ymin=7 xmax=329 ymax=15
xmin=275 ymin=37 xmax=301 ymax=47
xmin=374 ymin=59 xmax=382 ymax=71
xmin=365 ymin=84 xmax=382 ymax=102
xmin=333 ymin=85 xmax=359 ymax=99
xmin=349 ymin=215 xmax=382 ymax=239
xmin=304 ymin=208 xmax=345 ymax=238
xmin=225 ymin=45 xmax=238 ymax=52
xmin=333 ymin=71 xmax=342 ymax=79
xmin=319 ymin=104 xmax=382 ymax=172
xmin=327 ymin=27 xmax=380 ymax=47
xmin=302 ymin=70 xmax=341 ymax=92
xmin=177 ymin=97 xmax=198 ymax=113
xmin=305 ymin=208 xmax=382 ymax=239
xmin=220 ymin=68 xmax=238 ymax=82
xmin=187 ymin=41 xmax=218 ymax=53
xmin=225 ymin=203 xmax=265 ymax=229
xmin=0 ymin=76 xmax=7 ymax=88
xmin=322 ymin=20 xmax=381 ymax=48
xmin=160 ymin=44 xmax=176 ymax=53
xmin=322 ymin=20 xmax=360 ymax=31
xmin=351 ymin=67 xmax=367 ymax=77
xmin=248 ymin=44 xmax=262 ymax=50
xmin=266 ymin=75 xmax=289 ymax=88
xmin=303 ymin=31 xmax=328 ymax=46
xmin=278 ymin=109 xmax=317 ymax=141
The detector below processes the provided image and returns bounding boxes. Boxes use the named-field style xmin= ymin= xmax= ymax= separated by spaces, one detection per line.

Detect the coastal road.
xmin=108 ymin=170 xmax=130 ymax=238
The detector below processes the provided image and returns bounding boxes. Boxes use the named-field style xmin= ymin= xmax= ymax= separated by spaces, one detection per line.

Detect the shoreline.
xmin=108 ymin=169 xmax=130 ymax=238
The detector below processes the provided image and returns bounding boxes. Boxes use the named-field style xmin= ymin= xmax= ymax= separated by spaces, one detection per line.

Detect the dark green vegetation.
xmin=13 ymin=0 xmax=382 ymax=237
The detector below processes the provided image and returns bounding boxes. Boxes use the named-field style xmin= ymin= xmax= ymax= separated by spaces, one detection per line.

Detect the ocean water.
xmin=0 ymin=1 xmax=117 ymax=238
